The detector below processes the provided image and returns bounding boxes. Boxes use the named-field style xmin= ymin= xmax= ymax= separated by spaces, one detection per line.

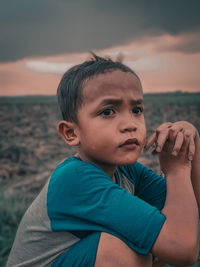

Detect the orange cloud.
xmin=0 ymin=61 xmax=60 ymax=95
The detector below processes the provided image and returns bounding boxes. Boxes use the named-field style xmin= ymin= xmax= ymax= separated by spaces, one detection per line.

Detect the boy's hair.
xmin=57 ymin=53 xmax=141 ymax=123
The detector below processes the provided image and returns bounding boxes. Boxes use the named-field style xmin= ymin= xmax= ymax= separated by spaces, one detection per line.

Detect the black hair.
xmin=57 ymin=53 xmax=141 ymax=123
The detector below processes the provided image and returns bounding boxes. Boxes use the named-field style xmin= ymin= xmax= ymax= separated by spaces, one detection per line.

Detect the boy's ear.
xmin=57 ymin=120 xmax=80 ymax=146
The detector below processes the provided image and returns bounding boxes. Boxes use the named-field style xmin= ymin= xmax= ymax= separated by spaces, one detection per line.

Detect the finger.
xmin=181 ymin=130 xmax=192 ymax=152
xmin=157 ymin=122 xmax=173 ymax=132
xmin=168 ymin=125 xmax=183 ymax=140
xmin=144 ymin=132 xmax=156 ymax=151
xmin=144 ymin=122 xmax=172 ymax=151
xmin=154 ymin=122 xmax=173 ymax=152
xmin=188 ymin=136 xmax=195 ymax=161
xmin=171 ymin=131 xmax=184 ymax=156
xmin=155 ymin=129 xmax=170 ymax=152
xmin=162 ymin=122 xmax=173 ymax=128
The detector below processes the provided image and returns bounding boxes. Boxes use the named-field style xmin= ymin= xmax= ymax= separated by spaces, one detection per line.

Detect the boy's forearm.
xmin=152 ymin=167 xmax=199 ymax=265
xmin=191 ymin=132 xmax=200 ymax=216
xmin=163 ymin=168 xmax=199 ymax=239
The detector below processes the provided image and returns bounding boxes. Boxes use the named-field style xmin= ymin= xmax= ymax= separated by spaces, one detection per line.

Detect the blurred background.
xmin=0 ymin=0 xmax=200 ymax=266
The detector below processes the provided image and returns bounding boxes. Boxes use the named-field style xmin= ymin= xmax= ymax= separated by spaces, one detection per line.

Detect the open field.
xmin=0 ymin=92 xmax=200 ymax=266
xmin=1 ymin=91 xmax=200 ymax=105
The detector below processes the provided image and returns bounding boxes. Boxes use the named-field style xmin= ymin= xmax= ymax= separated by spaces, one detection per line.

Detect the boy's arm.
xmin=145 ymin=122 xmax=199 ymax=265
xmin=146 ymin=121 xmax=200 ymax=215
xmin=152 ymin=164 xmax=198 ymax=265
xmin=191 ymin=131 xmax=200 ymax=216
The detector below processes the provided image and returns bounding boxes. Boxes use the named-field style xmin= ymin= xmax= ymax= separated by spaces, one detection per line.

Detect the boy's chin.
xmin=116 ymin=155 xmax=139 ymax=166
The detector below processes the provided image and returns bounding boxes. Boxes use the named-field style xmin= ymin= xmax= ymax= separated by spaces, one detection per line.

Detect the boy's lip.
xmin=119 ymin=138 xmax=139 ymax=147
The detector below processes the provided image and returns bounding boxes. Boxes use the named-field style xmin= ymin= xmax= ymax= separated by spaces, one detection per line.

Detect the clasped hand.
xmin=144 ymin=121 xmax=198 ymax=174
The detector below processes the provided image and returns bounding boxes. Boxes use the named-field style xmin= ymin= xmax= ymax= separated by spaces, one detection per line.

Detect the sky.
xmin=0 ymin=0 xmax=200 ymax=95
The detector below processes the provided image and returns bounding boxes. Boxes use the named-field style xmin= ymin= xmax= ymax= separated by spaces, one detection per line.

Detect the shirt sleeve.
xmin=47 ymin=158 xmax=166 ymax=255
xmin=121 ymin=162 xmax=166 ymax=210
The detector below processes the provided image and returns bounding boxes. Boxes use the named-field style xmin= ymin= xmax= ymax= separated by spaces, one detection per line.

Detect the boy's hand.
xmin=158 ymin=130 xmax=192 ymax=175
xmin=145 ymin=121 xmax=197 ymax=160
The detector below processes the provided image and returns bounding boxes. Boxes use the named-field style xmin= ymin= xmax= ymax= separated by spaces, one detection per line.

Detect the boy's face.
xmin=76 ymin=70 xmax=146 ymax=173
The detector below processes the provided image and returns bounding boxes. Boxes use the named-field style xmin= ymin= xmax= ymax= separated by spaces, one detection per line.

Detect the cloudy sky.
xmin=0 ymin=0 xmax=200 ymax=95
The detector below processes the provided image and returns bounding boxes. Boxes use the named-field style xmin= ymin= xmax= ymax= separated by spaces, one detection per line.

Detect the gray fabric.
xmin=6 ymin=181 xmax=80 ymax=267
xmin=117 ymin=169 xmax=135 ymax=195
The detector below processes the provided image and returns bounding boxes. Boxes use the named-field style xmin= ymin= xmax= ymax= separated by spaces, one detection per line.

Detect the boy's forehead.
xmin=82 ymin=70 xmax=143 ymax=103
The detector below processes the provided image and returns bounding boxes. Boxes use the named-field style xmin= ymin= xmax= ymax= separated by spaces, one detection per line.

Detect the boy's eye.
xmin=132 ymin=106 xmax=143 ymax=114
xmin=100 ymin=108 xmax=115 ymax=116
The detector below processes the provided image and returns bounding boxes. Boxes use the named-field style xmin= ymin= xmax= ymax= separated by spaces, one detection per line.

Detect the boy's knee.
xmin=95 ymin=232 xmax=152 ymax=267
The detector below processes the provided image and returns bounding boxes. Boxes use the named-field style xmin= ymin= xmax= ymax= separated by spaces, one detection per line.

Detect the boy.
xmin=7 ymin=54 xmax=199 ymax=266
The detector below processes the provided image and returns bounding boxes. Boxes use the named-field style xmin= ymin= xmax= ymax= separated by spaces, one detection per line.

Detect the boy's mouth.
xmin=119 ymin=138 xmax=139 ymax=148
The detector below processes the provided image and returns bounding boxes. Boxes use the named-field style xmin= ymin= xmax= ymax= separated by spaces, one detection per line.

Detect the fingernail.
xmin=188 ymin=155 xmax=193 ymax=161
xmin=172 ymin=151 xmax=177 ymax=156
xmin=156 ymin=146 xmax=161 ymax=152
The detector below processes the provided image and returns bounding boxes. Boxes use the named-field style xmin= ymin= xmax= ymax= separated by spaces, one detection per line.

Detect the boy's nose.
xmin=120 ymin=117 xmax=137 ymax=133
xmin=121 ymin=125 xmax=137 ymax=133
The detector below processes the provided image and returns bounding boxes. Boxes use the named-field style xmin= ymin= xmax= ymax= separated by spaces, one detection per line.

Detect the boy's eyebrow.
xmin=99 ymin=98 xmax=144 ymax=106
xmin=131 ymin=99 xmax=144 ymax=105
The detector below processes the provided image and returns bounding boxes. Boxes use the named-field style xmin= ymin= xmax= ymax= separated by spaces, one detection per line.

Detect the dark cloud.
xmin=0 ymin=0 xmax=200 ymax=62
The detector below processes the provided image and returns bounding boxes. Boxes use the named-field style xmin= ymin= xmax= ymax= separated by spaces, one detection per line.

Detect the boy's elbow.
xmin=184 ymin=238 xmax=199 ymax=265
xmin=181 ymin=245 xmax=199 ymax=266
xmin=162 ymin=243 xmax=199 ymax=266
xmin=188 ymin=251 xmax=199 ymax=266
xmin=185 ymin=230 xmax=199 ymax=264
xmin=171 ymin=235 xmax=199 ymax=266
xmin=153 ymin=227 xmax=199 ymax=265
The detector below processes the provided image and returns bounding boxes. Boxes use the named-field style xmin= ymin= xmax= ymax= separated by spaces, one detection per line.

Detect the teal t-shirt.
xmin=7 ymin=156 xmax=166 ymax=267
